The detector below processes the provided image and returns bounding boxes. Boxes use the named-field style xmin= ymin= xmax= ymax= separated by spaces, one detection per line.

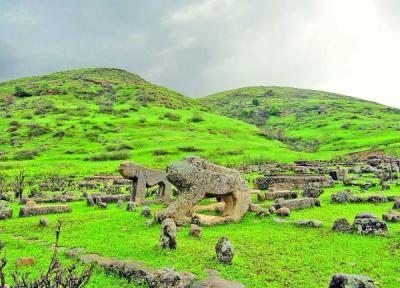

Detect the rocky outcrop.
xmin=265 ymin=191 xmax=297 ymax=200
xmin=160 ymin=218 xmax=177 ymax=249
xmin=0 ymin=206 xmax=13 ymax=220
xmin=382 ymin=210 xmax=400 ymax=223
xmin=215 ymin=237 xmax=234 ymax=265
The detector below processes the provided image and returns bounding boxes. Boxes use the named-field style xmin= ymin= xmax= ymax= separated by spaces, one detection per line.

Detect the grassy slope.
xmin=1 ymin=182 xmax=399 ymax=287
xmin=200 ymin=86 xmax=400 ymax=157
xmin=0 ymin=69 xmax=307 ymax=176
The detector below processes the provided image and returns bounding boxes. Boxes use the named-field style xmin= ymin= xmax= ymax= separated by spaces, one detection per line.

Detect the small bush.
xmin=139 ymin=117 xmax=146 ymax=124
xmin=14 ymin=86 xmax=32 ymax=98
xmin=163 ymin=112 xmax=181 ymax=121
xmin=341 ymin=123 xmax=351 ymax=129
xmin=105 ymin=143 xmax=132 ymax=152
xmin=14 ymin=149 xmax=40 ymax=160
xmin=177 ymin=146 xmax=204 ymax=152
xmin=27 ymin=124 xmax=51 ymax=137
xmin=153 ymin=149 xmax=172 ymax=156
xmin=86 ymin=151 xmax=130 ymax=161
xmin=252 ymin=99 xmax=260 ymax=106
xmin=191 ymin=115 xmax=205 ymax=123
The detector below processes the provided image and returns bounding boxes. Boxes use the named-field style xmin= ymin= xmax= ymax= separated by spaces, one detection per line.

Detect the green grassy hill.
xmin=0 ymin=69 xmax=306 ymax=176
xmin=200 ymin=86 xmax=400 ymax=156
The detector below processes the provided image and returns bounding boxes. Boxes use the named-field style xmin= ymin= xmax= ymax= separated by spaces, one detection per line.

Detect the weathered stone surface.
xmin=256 ymin=193 xmax=265 ymax=202
xmin=39 ymin=217 xmax=49 ymax=227
xmin=328 ymin=274 xmax=375 ymax=288
xmin=20 ymin=195 xmax=80 ymax=204
xmin=162 ymin=157 xmax=250 ymax=226
xmin=276 ymin=207 xmax=290 ymax=216
xmin=79 ymin=253 xmax=197 ymax=288
xmin=189 ymin=224 xmax=202 ymax=238
xmin=119 ymin=161 xmax=172 ymax=204
xmin=382 ymin=210 xmax=400 ymax=223
xmin=293 ymin=219 xmax=322 ymax=227
xmin=268 ymin=205 xmax=276 ymax=214
xmin=193 ymin=276 xmax=245 ymax=288
xmin=254 ymin=175 xmax=333 ymax=190
xmin=302 ymin=185 xmax=324 ymax=198
xmin=332 ymin=218 xmax=352 ymax=233
xmin=265 ymin=191 xmax=297 ymax=200
xmin=0 ymin=206 xmax=13 ymax=220
xmin=86 ymin=195 xmax=95 ymax=206
xmin=65 ymin=247 xmax=86 ymax=258
xmin=127 ymin=201 xmax=136 ymax=211
xmin=248 ymin=203 xmax=262 ymax=213
xmin=16 ymin=257 xmax=36 ymax=267
xmin=97 ymin=201 xmax=107 ymax=209
xmin=160 ymin=218 xmax=177 ymax=249
xmin=393 ymin=199 xmax=400 ymax=209
xmin=19 ymin=205 xmax=71 ymax=217
xmin=215 ymin=237 xmax=234 ymax=265
xmin=331 ymin=190 xmax=355 ymax=203
xmin=256 ymin=209 xmax=270 ymax=218
xmin=274 ymin=197 xmax=320 ymax=210
xmin=366 ymin=195 xmax=388 ymax=203
xmin=142 ymin=206 xmax=151 ymax=218
xmin=352 ymin=213 xmax=388 ymax=236
xmin=117 ymin=199 xmax=123 ymax=208
xmin=92 ymin=194 xmax=130 ymax=204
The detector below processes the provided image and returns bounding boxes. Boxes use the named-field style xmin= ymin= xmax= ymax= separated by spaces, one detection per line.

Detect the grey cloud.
xmin=0 ymin=0 xmax=399 ymax=107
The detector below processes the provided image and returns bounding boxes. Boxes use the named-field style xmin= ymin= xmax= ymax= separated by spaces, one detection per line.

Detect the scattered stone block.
xmin=248 ymin=203 xmax=262 ymax=213
xmin=19 ymin=205 xmax=71 ymax=217
xmin=332 ymin=218 xmax=352 ymax=233
xmin=0 ymin=206 xmax=13 ymax=220
xmin=117 ymin=199 xmax=123 ymax=208
xmin=293 ymin=219 xmax=322 ymax=227
xmin=189 ymin=224 xmax=202 ymax=238
xmin=86 ymin=195 xmax=95 ymax=206
xmin=393 ymin=199 xmax=400 ymax=209
xmin=65 ymin=247 xmax=86 ymax=258
xmin=328 ymin=274 xmax=375 ymax=288
xmin=257 ymin=193 xmax=265 ymax=202
xmin=256 ymin=209 xmax=270 ymax=218
xmin=142 ymin=206 xmax=151 ymax=217
xmin=274 ymin=197 xmax=320 ymax=210
xmin=352 ymin=212 xmax=389 ymax=236
xmin=39 ymin=217 xmax=49 ymax=227
xmin=215 ymin=237 xmax=234 ymax=265
xmin=276 ymin=207 xmax=290 ymax=216
xmin=194 ymin=276 xmax=245 ymax=288
xmin=160 ymin=218 xmax=177 ymax=249
xmin=92 ymin=194 xmax=130 ymax=204
xmin=268 ymin=205 xmax=276 ymax=214
xmin=127 ymin=201 xmax=136 ymax=212
xmin=265 ymin=191 xmax=297 ymax=200
xmin=97 ymin=202 xmax=107 ymax=209
xmin=366 ymin=195 xmax=388 ymax=203
xmin=382 ymin=210 xmax=400 ymax=223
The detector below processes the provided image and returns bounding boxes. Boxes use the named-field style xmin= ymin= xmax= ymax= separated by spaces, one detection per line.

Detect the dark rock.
xmin=302 ymin=185 xmax=324 ymax=198
xmin=293 ymin=219 xmax=322 ymax=227
xmin=352 ymin=214 xmax=388 ymax=236
xmin=127 ymin=201 xmax=136 ymax=211
xmin=0 ymin=207 xmax=13 ymax=220
xmin=39 ymin=217 xmax=49 ymax=227
xmin=328 ymin=274 xmax=375 ymax=288
xmin=393 ymin=199 xmax=400 ymax=209
xmin=355 ymin=212 xmax=378 ymax=219
xmin=189 ymin=224 xmax=202 ymax=238
xmin=142 ymin=206 xmax=151 ymax=218
xmin=366 ymin=195 xmax=388 ymax=203
xmin=332 ymin=218 xmax=352 ymax=233
xmin=257 ymin=193 xmax=265 ymax=202
xmin=160 ymin=218 xmax=177 ymax=249
xmin=265 ymin=191 xmax=297 ymax=200
xmin=382 ymin=210 xmax=400 ymax=223
xmin=215 ymin=237 xmax=234 ymax=265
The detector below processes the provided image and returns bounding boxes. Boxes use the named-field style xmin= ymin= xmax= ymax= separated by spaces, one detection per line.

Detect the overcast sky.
xmin=1 ymin=0 xmax=400 ymax=107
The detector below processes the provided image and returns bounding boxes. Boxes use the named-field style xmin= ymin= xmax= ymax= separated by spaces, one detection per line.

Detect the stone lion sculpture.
xmin=161 ymin=156 xmax=250 ymax=225
xmin=119 ymin=161 xmax=172 ymax=204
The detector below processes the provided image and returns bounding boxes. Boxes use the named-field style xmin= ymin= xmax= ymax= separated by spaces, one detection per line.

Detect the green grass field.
xmin=0 ymin=182 xmax=399 ymax=287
